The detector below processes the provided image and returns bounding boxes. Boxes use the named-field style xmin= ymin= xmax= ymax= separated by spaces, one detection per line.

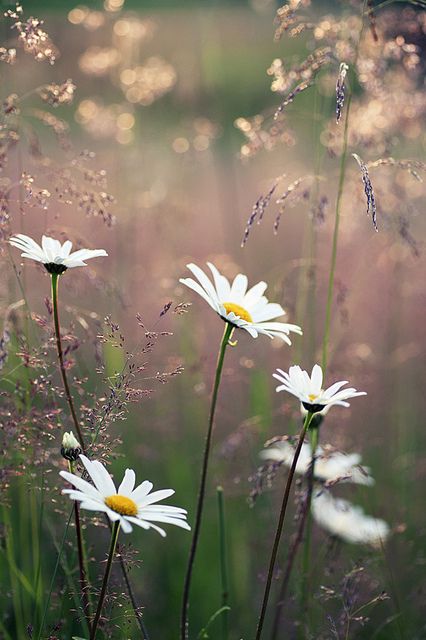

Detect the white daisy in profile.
xmin=179 ymin=262 xmax=302 ymax=344
xmin=260 ymin=440 xmax=374 ymax=486
xmin=311 ymin=489 xmax=390 ymax=548
xmin=273 ymin=364 xmax=366 ymax=413
xmin=9 ymin=233 xmax=108 ymax=275
xmin=60 ymin=455 xmax=191 ymax=536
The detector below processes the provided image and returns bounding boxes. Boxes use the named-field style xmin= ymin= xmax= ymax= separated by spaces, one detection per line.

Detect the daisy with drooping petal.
xmin=273 ymin=363 xmax=366 ymax=413
xmin=260 ymin=440 xmax=374 ymax=486
xmin=9 ymin=233 xmax=107 ymax=274
xmin=60 ymin=454 xmax=191 ymax=537
xmin=179 ymin=262 xmax=302 ymax=344
xmin=311 ymin=489 xmax=390 ymax=548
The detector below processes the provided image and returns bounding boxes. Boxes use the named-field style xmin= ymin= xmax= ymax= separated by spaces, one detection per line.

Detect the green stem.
xmin=300 ymin=425 xmax=319 ymax=635
xmin=255 ymin=412 xmax=314 ymax=640
xmin=90 ymin=521 xmax=121 ymax=640
xmin=321 ymin=1 xmax=367 ymax=375
xmin=37 ymin=509 xmax=74 ymax=640
xmin=217 ymin=486 xmax=229 ymax=640
xmin=180 ymin=322 xmax=234 ymax=640
xmin=52 ymin=273 xmax=145 ymax=636
xmin=69 ymin=460 xmax=92 ymax=631
xmin=51 ymin=273 xmax=86 ymax=450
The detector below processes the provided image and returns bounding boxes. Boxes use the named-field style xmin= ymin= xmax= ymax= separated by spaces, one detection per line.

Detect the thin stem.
xmin=255 ymin=412 xmax=314 ymax=640
xmin=118 ymin=551 xmax=150 ymax=639
xmin=270 ymin=481 xmax=312 ymax=640
xmin=300 ymin=426 xmax=319 ymax=634
xmin=180 ymin=322 xmax=234 ymax=640
xmin=51 ymin=273 xmax=86 ymax=450
xmin=321 ymin=1 xmax=367 ymax=375
xmin=90 ymin=521 xmax=121 ymax=640
xmin=105 ymin=515 xmax=150 ymax=639
xmin=69 ymin=460 xmax=92 ymax=631
xmin=37 ymin=509 xmax=74 ymax=640
xmin=217 ymin=486 xmax=229 ymax=640
xmin=52 ymin=273 xmax=146 ymax=635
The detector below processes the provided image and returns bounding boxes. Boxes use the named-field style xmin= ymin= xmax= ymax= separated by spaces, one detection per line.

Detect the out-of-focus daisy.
xmin=311 ymin=489 xmax=390 ymax=548
xmin=273 ymin=364 xmax=366 ymax=413
xmin=179 ymin=262 xmax=302 ymax=344
xmin=9 ymin=233 xmax=107 ymax=274
xmin=60 ymin=454 xmax=190 ymax=536
xmin=260 ymin=440 xmax=374 ymax=486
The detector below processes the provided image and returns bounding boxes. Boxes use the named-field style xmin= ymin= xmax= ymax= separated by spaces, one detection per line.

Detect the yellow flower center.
xmin=222 ymin=302 xmax=253 ymax=323
xmin=308 ymin=394 xmax=318 ymax=402
xmin=104 ymin=494 xmax=138 ymax=517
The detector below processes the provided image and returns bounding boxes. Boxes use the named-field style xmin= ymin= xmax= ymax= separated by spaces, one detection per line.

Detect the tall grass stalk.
xmin=181 ymin=321 xmax=234 ymax=640
xmin=217 ymin=486 xmax=229 ymax=640
xmin=321 ymin=1 xmax=367 ymax=374
xmin=37 ymin=509 xmax=74 ymax=640
xmin=255 ymin=411 xmax=314 ymax=639
xmin=90 ymin=521 xmax=121 ymax=640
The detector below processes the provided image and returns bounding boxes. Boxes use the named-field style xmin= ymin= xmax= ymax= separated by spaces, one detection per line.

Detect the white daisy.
xmin=179 ymin=262 xmax=302 ymax=344
xmin=9 ymin=233 xmax=108 ymax=274
xmin=273 ymin=364 xmax=366 ymax=413
xmin=260 ymin=440 xmax=374 ymax=486
xmin=311 ymin=489 xmax=390 ymax=548
xmin=60 ymin=454 xmax=191 ymax=536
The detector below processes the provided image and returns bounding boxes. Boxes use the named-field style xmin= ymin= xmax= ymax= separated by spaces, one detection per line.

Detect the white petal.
xmin=130 ymin=480 xmax=154 ymax=503
xmin=229 ymin=273 xmax=248 ymax=301
xmin=118 ymin=469 xmax=136 ymax=496
xmin=206 ymin=262 xmax=231 ymax=300
xmin=129 ymin=517 xmax=167 ymax=537
xmin=120 ymin=517 xmax=133 ymax=534
xmin=179 ymin=277 xmax=219 ymax=312
xmin=60 ymin=469 xmax=101 ymax=501
xmin=185 ymin=263 xmax=219 ymax=304
xmin=243 ymin=281 xmax=268 ymax=307
xmin=137 ymin=488 xmax=175 ymax=508
xmin=251 ymin=303 xmax=285 ymax=323
xmin=310 ymin=364 xmax=323 ymax=391
xmin=79 ymin=455 xmax=116 ymax=497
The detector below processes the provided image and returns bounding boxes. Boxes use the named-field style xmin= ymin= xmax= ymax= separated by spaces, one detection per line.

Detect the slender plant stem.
xmin=270 ymin=479 xmax=312 ymax=640
xmin=51 ymin=273 xmax=86 ymax=450
xmin=255 ymin=412 xmax=314 ymax=640
xmin=118 ymin=551 xmax=150 ymax=639
xmin=69 ymin=460 xmax=92 ymax=631
xmin=37 ymin=509 xmax=74 ymax=640
xmin=217 ymin=486 xmax=229 ymax=640
xmin=52 ymin=273 xmax=145 ymax=635
xmin=321 ymin=1 xmax=367 ymax=375
xmin=300 ymin=426 xmax=319 ymax=634
xmin=180 ymin=322 xmax=233 ymax=640
xmin=90 ymin=521 xmax=120 ymax=640
xmin=51 ymin=274 xmax=92 ymax=628
xmin=105 ymin=516 xmax=151 ymax=639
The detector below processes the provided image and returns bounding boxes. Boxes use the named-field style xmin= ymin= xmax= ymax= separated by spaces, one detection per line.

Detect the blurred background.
xmin=1 ymin=0 xmax=425 ymax=638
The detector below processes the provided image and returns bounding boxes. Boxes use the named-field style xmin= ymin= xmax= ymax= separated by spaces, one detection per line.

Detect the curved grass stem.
xmin=255 ymin=412 xmax=314 ymax=639
xmin=180 ymin=322 xmax=233 ymax=640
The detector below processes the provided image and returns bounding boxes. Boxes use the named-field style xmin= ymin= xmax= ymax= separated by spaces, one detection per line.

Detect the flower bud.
xmin=61 ymin=431 xmax=82 ymax=461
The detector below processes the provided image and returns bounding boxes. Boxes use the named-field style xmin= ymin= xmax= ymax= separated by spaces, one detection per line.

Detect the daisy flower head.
xmin=60 ymin=455 xmax=191 ymax=536
xmin=260 ymin=440 xmax=374 ymax=486
xmin=273 ymin=364 xmax=366 ymax=414
xmin=9 ymin=233 xmax=108 ymax=275
xmin=179 ymin=262 xmax=302 ymax=344
xmin=311 ymin=489 xmax=390 ymax=548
